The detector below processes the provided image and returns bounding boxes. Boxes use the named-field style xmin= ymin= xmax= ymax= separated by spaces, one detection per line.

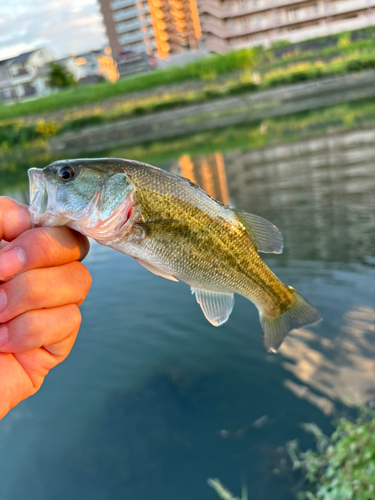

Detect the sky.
xmin=0 ymin=0 xmax=108 ymax=61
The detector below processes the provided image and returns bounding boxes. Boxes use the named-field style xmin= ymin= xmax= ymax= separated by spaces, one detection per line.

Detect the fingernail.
xmin=0 ymin=324 xmax=8 ymax=347
xmin=0 ymin=290 xmax=7 ymax=314
xmin=0 ymin=248 xmax=26 ymax=281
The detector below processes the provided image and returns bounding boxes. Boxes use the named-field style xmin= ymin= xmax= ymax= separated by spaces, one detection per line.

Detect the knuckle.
xmin=67 ymin=304 xmax=82 ymax=331
xmin=0 ymin=196 xmax=12 ymax=212
xmin=70 ymin=262 xmax=92 ymax=298
xmin=11 ymin=271 xmax=36 ymax=300
xmin=29 ymin=229 xmax=62 ymax=266
xmin=78 ymin=235 xmax=90 ymax=261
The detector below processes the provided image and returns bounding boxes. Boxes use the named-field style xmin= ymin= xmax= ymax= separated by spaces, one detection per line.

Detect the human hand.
xmin=0 ymin=196 xmax=91 ymax=419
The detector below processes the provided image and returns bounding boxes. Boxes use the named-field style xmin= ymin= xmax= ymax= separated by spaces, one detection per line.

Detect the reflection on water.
xmin=0 ymin=128 xmax=375 ymax=500
xmin=225 ymin=132 xmax=375 ymax=264
xmin=173 ymin=153 xmax=230 ymax=205
xmin=281 ymin=303 xmax=375 ymax=414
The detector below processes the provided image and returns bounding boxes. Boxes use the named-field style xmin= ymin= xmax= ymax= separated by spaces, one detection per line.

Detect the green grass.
xmin=3 ymin=25 xmax=375 ymax=126
xmin=0 ymin=48 xmax=257 ymax=121
xmin=4 ymin=92 xmax=375 ymax=196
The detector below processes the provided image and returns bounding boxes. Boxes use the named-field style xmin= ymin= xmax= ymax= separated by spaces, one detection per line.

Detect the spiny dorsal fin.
xmin=191 ymin=287 xmax=234 ymax=326
xmin=179 ymin=176 xmax=227 ymax=207
xmin=233 ymin=209 xmax=283 ymax=254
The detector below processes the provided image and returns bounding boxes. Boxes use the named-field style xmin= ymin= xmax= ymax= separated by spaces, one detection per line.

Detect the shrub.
xmin=286 ymin=405 xmax=375 ymax=500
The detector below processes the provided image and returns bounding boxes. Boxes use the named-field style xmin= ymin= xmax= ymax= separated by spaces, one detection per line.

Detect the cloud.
xmin=0 ymin=0 xmax=108 ymax=61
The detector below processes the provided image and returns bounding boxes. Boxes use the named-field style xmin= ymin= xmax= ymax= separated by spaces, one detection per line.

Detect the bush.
xmin=0 ymin=120 xmax=57 ymax=147
xmin=286 ymin=405 xmax=375 ymax=500
xmin=60 ymin=115 xmax=105 ymax=132
xmin=345 ymin=58 xmax=375 ymax=72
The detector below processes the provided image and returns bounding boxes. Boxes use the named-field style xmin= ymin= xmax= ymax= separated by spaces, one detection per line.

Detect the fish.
xmin=28 ymin=158 xmax=321 ymax=352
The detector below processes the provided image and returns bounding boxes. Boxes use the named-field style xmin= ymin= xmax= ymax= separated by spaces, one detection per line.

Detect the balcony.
xmin=118 ymin=31 xmax=145 ymax=44
xmin=113 ymin=6 xmax=148 ymax=21
xmin=222 ymin=9 xmax=374 ymax=50
xmin=11 ymin=71 xmax=34 ymax=85
xmin=200 ymin=0 xmax=375 ymax=20
xmin=202 ymin=0 xmax=375 ymax=38
xmin=116 ymin=19 xmax=141 ymax=32
xmin=111 ymin=0 xmax=137 ymax=11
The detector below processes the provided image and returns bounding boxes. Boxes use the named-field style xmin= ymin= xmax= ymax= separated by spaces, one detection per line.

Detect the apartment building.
xmin=98 ymin=0 xmax=201 ymax=62
xmin=199 ymin=0 xmax=375 ymax=52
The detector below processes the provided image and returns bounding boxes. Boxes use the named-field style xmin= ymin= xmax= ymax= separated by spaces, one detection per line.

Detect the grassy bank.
xmin=3 ymin=94 xmax=375 ymax=195
xmin=0 ymin=48 xmax=257 ymax=121
xmin=3 ymin=27 xmax=375 ymax=147
xmin=2 ymin=26 xmax=375 ymax=126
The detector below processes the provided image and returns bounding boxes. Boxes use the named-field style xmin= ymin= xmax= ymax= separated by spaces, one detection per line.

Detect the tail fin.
xmin=260 ymin=288 xmax=321 ymax=353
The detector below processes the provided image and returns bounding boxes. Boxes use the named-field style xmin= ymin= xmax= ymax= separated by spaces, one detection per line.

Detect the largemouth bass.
xmin=28 ymin=158 xmax=321 ymax=352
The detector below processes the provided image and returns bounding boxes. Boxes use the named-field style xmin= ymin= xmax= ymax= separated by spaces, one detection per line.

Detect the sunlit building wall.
xmin=98 ymin=0 xmax=201 ymax=60
xmin=98 ymin=0 xmax=156 ymax=58
xmin=199 ymin=0 xmax=375 ymax=52
xmin=148 ymin=0 xmax=202 ymax=56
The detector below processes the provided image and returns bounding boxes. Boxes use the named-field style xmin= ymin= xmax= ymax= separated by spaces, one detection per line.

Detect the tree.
xmin=48 ymin=62 xmax=76 ymax=89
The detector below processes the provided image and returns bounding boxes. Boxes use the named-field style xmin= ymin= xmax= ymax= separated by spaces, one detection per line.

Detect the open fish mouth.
xmin=28 ymin=168 xmax=68 ymax=227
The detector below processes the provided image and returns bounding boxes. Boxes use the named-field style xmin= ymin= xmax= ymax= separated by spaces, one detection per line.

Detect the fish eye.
xmin=57 ymin=165 xmax=75 ymax=182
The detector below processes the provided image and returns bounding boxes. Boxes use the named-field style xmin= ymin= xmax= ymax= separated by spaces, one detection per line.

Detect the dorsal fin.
xmin=179 ymin=176 xmax=227 ymax=207
xmin=233 ymin=209 xmax=283 ymax=254
xmin=191 ymin=287 xmax=234 ymax=326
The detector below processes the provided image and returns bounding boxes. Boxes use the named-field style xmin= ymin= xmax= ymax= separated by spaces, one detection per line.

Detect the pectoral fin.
xmin=191 ymin=287 xmax=234 ymax=326
xmin=233 ymin=209 xmax=283 ymax=254
xmin=134 ymin=257 xmax=179 ymax=282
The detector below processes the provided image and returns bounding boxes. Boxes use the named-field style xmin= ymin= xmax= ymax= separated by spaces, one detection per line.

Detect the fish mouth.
xmin=28 ymin=168 xmax=69 ymax=227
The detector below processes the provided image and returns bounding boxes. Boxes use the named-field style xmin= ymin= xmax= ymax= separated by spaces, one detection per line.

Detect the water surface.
xmin=0 ymin=127 xmax=374 ymax=500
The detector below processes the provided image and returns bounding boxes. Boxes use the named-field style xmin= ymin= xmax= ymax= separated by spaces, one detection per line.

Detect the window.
xmin=288 ymin=8 xmax=300 ymax=21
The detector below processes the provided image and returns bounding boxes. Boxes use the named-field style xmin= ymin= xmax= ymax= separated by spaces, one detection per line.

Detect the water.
xmin=1 ymin=127 xmax=375 ymax=499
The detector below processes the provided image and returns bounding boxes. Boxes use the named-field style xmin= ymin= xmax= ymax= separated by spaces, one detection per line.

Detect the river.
xmin=0 ymin=124 xmax=374 ymax=499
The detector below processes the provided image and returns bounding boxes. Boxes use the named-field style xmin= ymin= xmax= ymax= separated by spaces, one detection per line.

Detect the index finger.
xmin=0 ymin=197 xmax=31 ymax=242
xmin=0 ymin=226 xmax=90 ymax=281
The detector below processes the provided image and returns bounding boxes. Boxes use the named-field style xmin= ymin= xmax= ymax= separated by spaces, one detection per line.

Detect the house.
xmin=0 ymin=48 xmax=55 ymax=103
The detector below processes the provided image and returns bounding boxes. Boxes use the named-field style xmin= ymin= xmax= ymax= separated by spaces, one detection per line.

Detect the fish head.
xmin=28 ymin=159 xmax=135 ymax=241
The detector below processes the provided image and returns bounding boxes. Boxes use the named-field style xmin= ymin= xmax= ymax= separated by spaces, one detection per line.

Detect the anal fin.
xmin=191 ymin=287 xmax=234 ymax=326
xmin=134 ymin=257 xmax=179 ymax=282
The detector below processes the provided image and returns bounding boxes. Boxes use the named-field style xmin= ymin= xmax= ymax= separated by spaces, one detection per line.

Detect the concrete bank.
xmin=50 ymin=70 xmax=375 ymax=155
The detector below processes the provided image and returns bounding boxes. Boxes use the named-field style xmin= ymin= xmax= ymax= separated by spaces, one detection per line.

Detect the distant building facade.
xmin=97 ymin=0 xmax=202 ymax=63
xmin=0 ymin=48 xmax=54 ymax=102
xmin=0 ymin=47 xmax=118 ymax=103
xmin=199 ymin=0 xmax=375 ymax=52
xmin=58 ymin=48 xmax=119 ymax=84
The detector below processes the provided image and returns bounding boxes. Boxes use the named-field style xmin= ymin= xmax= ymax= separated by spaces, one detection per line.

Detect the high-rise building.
xmin=98 ymin=0 xmax=201 ymax=61
xmin=199 ymin=0 xmax=375 ymax=53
